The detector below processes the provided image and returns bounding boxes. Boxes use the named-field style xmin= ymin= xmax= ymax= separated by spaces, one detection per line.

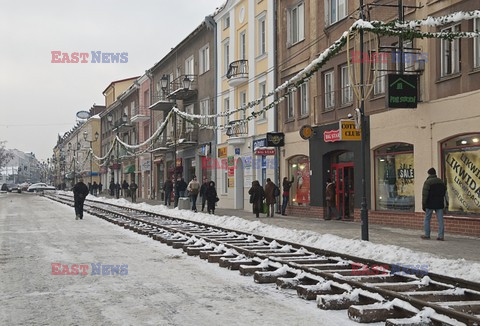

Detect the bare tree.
xmin=0 ymin=141 xmax=14 ymax=172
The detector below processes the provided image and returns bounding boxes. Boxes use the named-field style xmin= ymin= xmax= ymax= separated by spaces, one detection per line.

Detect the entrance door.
xmin=331 ymin=163 xmax=354 ymax=220
xmin=235 ymin=158 xmax=244 ymax=209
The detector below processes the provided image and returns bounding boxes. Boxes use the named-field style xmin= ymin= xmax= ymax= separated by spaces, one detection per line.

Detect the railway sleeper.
xmin=207 ymin=251 xmax=238 ymax=263
xmin=348 ymin=302 xmax=415 ymax=323
xmin=239 ymin=260 xmax=282 ymax=276
xmin=277 ymin=273 xmax=324 ymax=289
xmin=254 ymin=265 xmax=300 ymax=284
xmin=319 ymin=288 xmax=385 ymax=310
xmin=219 ymin=256 xmax=255 ymax=269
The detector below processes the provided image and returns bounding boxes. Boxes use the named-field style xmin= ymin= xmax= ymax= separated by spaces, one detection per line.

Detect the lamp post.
xmin=68 ymin=142 xmax=81 ymax=186
xmin=108 ymin=113 xmax=128 ymax=198
xmin=83 ymin=130 xmax=99 ymax=185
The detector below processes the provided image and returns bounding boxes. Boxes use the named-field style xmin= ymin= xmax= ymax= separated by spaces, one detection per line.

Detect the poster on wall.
xmin=295 ymin=160 xmax=310 ymax=205
xmin=394 ymin=153 xmax=414 ymax=197
xmin=445 ymin=150 xmax=480 ymax=214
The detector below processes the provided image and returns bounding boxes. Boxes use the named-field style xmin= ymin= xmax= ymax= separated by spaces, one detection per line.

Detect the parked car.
xmin=19 ymin=182 xmax=31 ymax=191
xmin=7 ymin=184 xmax=21 ymax=193
xmin=0 ymin=183 xmax=8 ymax=193
xmin=27 ymin=183 xmax=56 ymax=192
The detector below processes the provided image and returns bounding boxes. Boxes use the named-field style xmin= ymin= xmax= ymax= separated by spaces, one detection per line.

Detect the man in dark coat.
xmin=92 ymin=181 xmax=98 ymax=196
xmin=174 ymin=177 xmax=187 ymax=207
xmin=264 ymin=178 xmax=276 ymax=217
xmin=163 ymin=178 xmax=173 ymax=206
xmin=98 ymin=182 xmax=103 ymax=194
xmin=122 ymin=180 xmax=129 ymax=198
xmin=72 ymin=178 xmax=89 ymax=220
xmin=109 ymin=180 xmax=115 ymax=196
xmin=281 ymin=177 xmax=294 ymax=216
xmin=115 ymin=182 xmax=121 ymax=199
xmin=325 ymin=178 xmax=339 ymax=220
xmin=205 ymin=181 xmax=218 ymax=214
xmin=199 ymin=179 xmax=208 ymax=212
xmin=249 ymin=180 xmax=265 ymax=218
xmin=130 ymin=180 xmax=138 ymax=203
xmin=421 ymin=167 xmax=447 ymax=240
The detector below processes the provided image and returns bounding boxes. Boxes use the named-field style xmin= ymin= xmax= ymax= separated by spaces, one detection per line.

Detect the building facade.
xmin=214 ymin=0 xmax=277 ymax=210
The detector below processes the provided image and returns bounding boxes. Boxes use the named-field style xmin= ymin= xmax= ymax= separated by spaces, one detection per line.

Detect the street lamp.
xmin=161 ymin=74 xmax=169 ymax=95
xmin=182 ymin=76 xmax=191 ymax=90
xmin=83 ymin=130 xmax=99 ymax=185
xmin=68 ymin=142 xmax=81 ymax=185
xmin=109 ymin=113 xmax=128 ymax=199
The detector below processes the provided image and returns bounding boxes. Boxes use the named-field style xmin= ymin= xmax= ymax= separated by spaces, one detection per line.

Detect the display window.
xmin=288 ymin=156 xmax=310 ymax=206
xmin=374 ymin=143 xmax=414 ymax=211
xmin=442 ymin=133 xmax=480 ymax=215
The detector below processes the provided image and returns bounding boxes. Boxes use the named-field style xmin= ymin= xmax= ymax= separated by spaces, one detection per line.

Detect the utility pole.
xmin=398 ymin=0 xmax=405 ymax=74
xmin=359 ymin=0 xmax=369 ymax=241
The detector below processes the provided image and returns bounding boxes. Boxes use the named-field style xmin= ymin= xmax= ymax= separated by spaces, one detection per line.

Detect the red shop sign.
xmin=255 ymin=148 xmax=276 ymax=156
xmin=323 ymin=129 xmax=340 ymax=143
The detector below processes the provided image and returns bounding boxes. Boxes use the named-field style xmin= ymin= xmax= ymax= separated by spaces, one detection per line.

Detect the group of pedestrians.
xmin=107 ymin=179 xmax=138 ymax=202
xmin=87 ymin=181 xmax=102 ymax=196
xmin=248 ymin=178 xmax=282 ymax=218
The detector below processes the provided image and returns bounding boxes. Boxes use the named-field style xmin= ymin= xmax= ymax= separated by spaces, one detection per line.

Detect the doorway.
xmin=235 ymin=158 xmax=244 ymax=209
xmin=331 ymin=163 xmax=354 ymax=220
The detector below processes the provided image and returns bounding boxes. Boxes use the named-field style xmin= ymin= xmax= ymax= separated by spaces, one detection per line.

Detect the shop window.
xmin=442 ymin=133 xmax=480 ymax=215
xmin=288 ymin=155 xmax=310 ymax=206
xmin=375 ymin=143 xmax=414 ymax=211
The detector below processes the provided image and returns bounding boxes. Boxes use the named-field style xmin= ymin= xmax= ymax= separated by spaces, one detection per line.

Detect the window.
xmin=374 ymin=59 xmax=387 ymax=95
xmin=239 ymin=31 xmax=246 ymax=60
xmin=185 ymin=104 xmax=194 ymax=132
xmin=223 ymin=39 xmax=230 ymax=75
xmin=199 ymin=44 xmax=210 ymax=74
xmin=328 ymin=0 xmax=347 ymax=25
xmin=258 ymin=81 xmax=267 ymax=119
xmin=288 ymin=155 xmax=310 ymax=206
xmin=442 ymin=133 xmax=480 ymax=215
xmin=258 ymin=14 xmax=266 ymax=56
xmin=222 ymin=166 xmax=228 ymax=194
xmin=474 ymin=18 xmax=480 ymax=68
xmin=130 ymin=101 xmax=136 ymax=116
xmin=288 ymin=2 xmax=304 ymax=45
xmin=240 ymin=91 xmax=247 ymax=120
xmin=200 ymin=99 xmax=210 ymax=126
xmin=185 ymin=55 xmax=194 ymax=78
xmin=223 ymin=97 xmax=230 ymax=126
xmin=300 ymin=83 xmax=309 ymax=116
xmin=375 ymin=143 xmax=414 ymax=212
xmin=324 ymin=71 xmax=335 ymax=110
xmin=395 ymin=40 xmax=415 ymax=72
xmin=223 ymin=15 xmax=230 ymax=30
xmin=341 ymin=65 xmax=353 ymax=105
xmin=441 ymin=24 xmax=460 ymax=77
xmin=287 ymin=88 xmax=295 ymax=119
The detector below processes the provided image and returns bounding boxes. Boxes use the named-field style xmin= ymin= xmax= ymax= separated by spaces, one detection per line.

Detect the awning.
xmin=123 ymin=165 xmax=135 ymax=174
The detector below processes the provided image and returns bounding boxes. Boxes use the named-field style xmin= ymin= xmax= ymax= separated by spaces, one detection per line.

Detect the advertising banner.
xmin=394 ymin=153 xmax=414 ymax=197
xmin=445 ymin=150 xmax=480 ymax=213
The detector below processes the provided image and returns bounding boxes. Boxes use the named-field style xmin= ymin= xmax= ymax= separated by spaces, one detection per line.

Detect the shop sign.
xmin=266 ymin=132 xmax=285 ymax=147
xmin=227 ymin=156 xmax=235 ymax=166
xmin=141 ymin=160 xmax=151 ymax=172
xmin=253 ymin=138 xmax=266 ymax=150
xmin=387 ymin=74 xmax=417 ymax=109
xmin=175 ymin=158 xmax=182 ymax=167
xmin=323 ymin=130 xmax=341 ymax=143
xmin=235 ymin=148 xmax=240 ymax=155
xmin=299 ymin=125 xmax=314 ymax=140
xmin=228 ymin=166 xmax=235 ymax=176
xmin=198 ymin=143 xmax=211 ymax=156
xmin=218 ymin=147 xmax=227 ymax=158
xmin=112 ymin=163 xmax=121 ymax=170
xmin=445 ymin=150 xmax=480 ymax=213
xmin=339 ymin=120 xmax=361 ymax=141
xmin=228 ymin=177 xmax=234 ymax=188
xmin=255 ymin=148 xmax=276 ymax=156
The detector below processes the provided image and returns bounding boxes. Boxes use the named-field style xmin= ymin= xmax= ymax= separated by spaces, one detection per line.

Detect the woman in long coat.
xmin=205 ymin=181 xmax=218 ymax=214
xmin=248 ymin=180 xmax=265 ymax=218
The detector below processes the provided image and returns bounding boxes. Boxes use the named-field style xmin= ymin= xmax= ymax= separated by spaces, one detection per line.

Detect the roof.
xmin=102 ymin=76 xmax=140 ymax=95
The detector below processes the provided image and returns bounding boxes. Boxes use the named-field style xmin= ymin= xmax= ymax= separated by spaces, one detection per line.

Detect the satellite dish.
xmin=76 ymin=111 xmax=91 ymax=120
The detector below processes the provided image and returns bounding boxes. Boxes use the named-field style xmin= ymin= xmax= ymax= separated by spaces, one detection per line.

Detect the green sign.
xmin=387 ymin=74 xmax=418 ymax=109
xmin=227 ymin=156 xmax=235 ymax=167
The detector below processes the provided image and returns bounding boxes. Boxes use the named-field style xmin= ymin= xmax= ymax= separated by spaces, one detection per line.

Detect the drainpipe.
xmin=206 ymin=15 xmax=217 ymax=185
xmin=147 ymin=69 xmax=154 ymax=199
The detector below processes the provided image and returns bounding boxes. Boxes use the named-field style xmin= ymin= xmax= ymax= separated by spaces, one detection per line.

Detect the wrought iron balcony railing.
xmin=225 ymin=119 xmax=248 ymax=137
xmin=226 ymin=60 xmax=248 ymax=80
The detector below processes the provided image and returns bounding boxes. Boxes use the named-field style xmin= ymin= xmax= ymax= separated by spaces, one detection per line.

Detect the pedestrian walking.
xmin=88 ymin=182 xmax=93 ymax=195
xmin=98 ymin=182 xmax=103 ymax=194
xmin=174 ymin=177 xmax=187 ymax=207
xmin=109 ymin=180 xmax=115 ymax=196
xmin=249 ymin=180 xmax=265 ymax=218
xmin=115 ymin=182 xmax=121 ymax=199
xmin=92 ymin=181 xmax=98 ymax=196
xmin=264 ymin=178 xmax=276 ymax=217
xmin=205 ymin=181 xmax=218 ymax=214
xmin=72 ymin=177 xmax=89 ymax=220
xmin=421 ymin=168 xmax=447 ymax=241
xmin=325 ymin=178 xmax=339 ymax=220
xmin=122 ymin=180 xmax=129 ymax=198
xmin=187 ymin=176 xmax=200 ymax=212
xmin=163 ymin=178 xmax=173 ymax=206
xmin=200 ymin=178 xmax=208 ymax=212
xmin=281 ymin=177 xmax=294 ymax=216
xmin=130 ymin=180 xmax=138 ymax=203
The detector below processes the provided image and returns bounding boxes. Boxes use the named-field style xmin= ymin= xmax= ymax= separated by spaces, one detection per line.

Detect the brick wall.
xmin=286 ymin=205 xmax=480 ymax=237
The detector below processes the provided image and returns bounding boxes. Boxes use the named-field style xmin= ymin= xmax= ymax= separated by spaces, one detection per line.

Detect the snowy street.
xmin=0 ymin=193 xmax=359 ymax=325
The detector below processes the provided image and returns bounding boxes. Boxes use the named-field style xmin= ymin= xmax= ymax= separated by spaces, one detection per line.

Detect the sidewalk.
xmin=98 ymin=193 xmax=480 ymax=262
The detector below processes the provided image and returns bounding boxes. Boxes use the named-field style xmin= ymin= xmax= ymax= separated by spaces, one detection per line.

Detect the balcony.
xmin=226 ymin=119 xmax=248 ymax=145
xmin=131 ymin=106 xmax=150 ymax=123
xmin=166 ymin=125 xmax=198 ymax=148
xmin=149 ymin=90 xmax=175 ymax=111
xmin=227 ymin=60 xmax=248 ymax=87
xmin=167 ymin=74 xmax=197 ymax=100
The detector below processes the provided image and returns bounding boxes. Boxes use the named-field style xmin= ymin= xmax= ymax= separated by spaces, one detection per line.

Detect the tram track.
xmin=46 ymin=193 xmax=480 ymax=325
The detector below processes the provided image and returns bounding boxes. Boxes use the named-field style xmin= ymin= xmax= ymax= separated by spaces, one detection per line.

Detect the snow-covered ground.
xmin=1 ymin=193 xmax=366 ymax=325
xmin=72 ymin=192 xmax=480 ymax=284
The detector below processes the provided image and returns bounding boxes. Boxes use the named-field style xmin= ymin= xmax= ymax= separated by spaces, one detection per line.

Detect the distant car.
xmin=0 ymin=183 xmax=7 ymax=193
xmin=7 ymin=184 xmax=21 ymax=193
xmin=27 ymin=183 xmax=56 ymax=192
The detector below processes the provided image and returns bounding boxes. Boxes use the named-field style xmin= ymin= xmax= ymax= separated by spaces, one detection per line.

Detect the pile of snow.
xmin=56 ymin=192 xmax=480 ymax=283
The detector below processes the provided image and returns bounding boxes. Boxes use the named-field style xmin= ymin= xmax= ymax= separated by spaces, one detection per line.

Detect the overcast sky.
xmin=0 ymin=0 xmax=224 ymax=161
